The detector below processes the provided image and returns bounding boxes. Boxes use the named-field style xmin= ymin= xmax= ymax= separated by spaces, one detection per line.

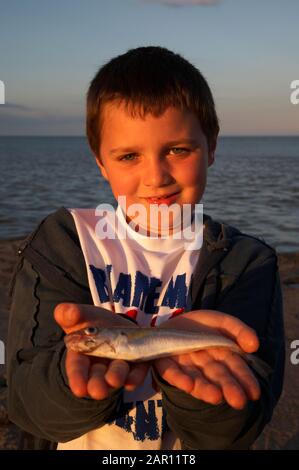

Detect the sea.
xmin=0 ymin=136 xmax=298 ymax=253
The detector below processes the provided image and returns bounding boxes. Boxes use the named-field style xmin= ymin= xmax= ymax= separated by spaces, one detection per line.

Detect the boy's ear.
xmin=95 ymin=156 xmax=109 ymax=181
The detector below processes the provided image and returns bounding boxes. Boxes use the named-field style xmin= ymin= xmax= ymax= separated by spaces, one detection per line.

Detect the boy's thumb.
xmin=238 ymin=328 xmax=260 ymax=353
xmin=54 ymin=303 xmax=122 ymax=333
xmin=54 ymin=303 xmax=82 ymax=329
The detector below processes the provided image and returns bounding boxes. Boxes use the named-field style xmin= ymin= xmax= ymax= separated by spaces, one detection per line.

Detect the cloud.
xmin=0 ymin=102 xmax=84 ymax=135
xmin=3 ymin=103 xmax=30 ymax=111
xmin=142 ymin=0 xmax=219 ymax=6
xmin=0 ymin=102 xmax=47 ymax=119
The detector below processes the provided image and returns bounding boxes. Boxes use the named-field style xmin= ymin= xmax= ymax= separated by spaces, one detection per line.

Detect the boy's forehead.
xmin=98 ymin=101 xmax=208 ymax=157
xmin=100 ymin=100 xmax=203 ymax=132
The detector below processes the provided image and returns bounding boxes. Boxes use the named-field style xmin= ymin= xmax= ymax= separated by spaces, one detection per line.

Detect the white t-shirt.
xmin=57 ymin=205 xmax=203 ymax=450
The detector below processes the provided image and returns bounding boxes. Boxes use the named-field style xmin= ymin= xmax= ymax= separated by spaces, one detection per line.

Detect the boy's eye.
xmin=119 ymin=147 xmax=190 ymax=161
xmin=119 ymin=153 xmax=137 ymax=161
xmin=169 ymin=147 xmax=190 ymax=155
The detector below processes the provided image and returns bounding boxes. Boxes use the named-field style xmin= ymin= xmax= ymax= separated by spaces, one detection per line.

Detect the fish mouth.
xmin=64 ymin=333 xmax=80 ymax=346
xmin=64 ymin=333 xmax=97 ymax=353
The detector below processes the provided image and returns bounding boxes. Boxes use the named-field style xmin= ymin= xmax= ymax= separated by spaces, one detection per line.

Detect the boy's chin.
xmin=127 ymin=208 xmax=197 ymax=237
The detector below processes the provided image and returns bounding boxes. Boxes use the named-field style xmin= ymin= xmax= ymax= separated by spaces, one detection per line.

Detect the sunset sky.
xmin=0 ymin=0 xmax=298 ymax=135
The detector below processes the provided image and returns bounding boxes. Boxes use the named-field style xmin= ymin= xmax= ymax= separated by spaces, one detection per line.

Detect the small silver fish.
xmin=64 ymin=326 xmax=246 ymax=362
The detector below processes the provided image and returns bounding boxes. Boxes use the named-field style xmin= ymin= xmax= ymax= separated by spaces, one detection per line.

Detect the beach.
xmin=0 ymin=237 xmax=298 ymax=450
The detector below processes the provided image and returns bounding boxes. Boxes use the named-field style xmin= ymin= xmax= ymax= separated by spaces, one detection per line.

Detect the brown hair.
xmin=86 ymin=46 xmax=219 ymax=157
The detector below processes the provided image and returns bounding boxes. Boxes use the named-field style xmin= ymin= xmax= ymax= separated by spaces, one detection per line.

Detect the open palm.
xmin=154 ymin=310 xmax=261 ymax=410
xmin=54 ymin=303 xmax=149 ymax=400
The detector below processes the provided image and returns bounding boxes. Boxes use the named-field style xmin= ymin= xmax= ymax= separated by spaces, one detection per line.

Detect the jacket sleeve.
xmin=7 ymin=215 xmax=122 ymax=444
xmin=154 ymin=249 xmax=285 ymax=450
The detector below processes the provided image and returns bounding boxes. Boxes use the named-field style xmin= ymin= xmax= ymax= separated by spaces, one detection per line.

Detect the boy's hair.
xmin=86 ymin=46 xmax=219 ymax=157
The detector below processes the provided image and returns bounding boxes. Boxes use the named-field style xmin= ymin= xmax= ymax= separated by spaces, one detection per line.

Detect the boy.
xmin=7 ymin=46 xmax=284 ymax=450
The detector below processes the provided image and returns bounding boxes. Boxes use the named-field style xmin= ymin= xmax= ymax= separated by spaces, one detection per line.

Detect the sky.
xmin=0 ymin=0 xmax=298 ymax=136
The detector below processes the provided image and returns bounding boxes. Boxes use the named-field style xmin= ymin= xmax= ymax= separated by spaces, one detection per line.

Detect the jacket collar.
xmin=202 ymin=213 xmax=233 ymax=252
xmin=187 ymin=213 xmax=235 ymax=308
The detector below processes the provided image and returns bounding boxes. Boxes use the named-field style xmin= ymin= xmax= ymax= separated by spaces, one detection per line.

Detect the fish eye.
xmin=84 ymin=326 xmax=98 ymax=336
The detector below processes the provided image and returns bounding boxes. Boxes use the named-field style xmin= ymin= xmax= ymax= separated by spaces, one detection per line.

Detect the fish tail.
xmin=246 ymin=354 xmax=273 ymax=379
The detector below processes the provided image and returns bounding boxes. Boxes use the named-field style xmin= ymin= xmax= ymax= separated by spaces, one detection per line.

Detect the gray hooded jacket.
xmin=7 ymin=207 xmax=285 ymax=450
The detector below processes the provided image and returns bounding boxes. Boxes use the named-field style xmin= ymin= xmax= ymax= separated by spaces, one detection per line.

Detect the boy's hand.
xmin=154 ymin=310 xmax=261 ymax=410
xmin=54 ymin=303 xmax=149 ymax=400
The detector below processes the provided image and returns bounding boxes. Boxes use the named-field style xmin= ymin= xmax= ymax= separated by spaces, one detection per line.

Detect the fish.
xmin=65 ymin=326 xmax=247 ymax=361
xmin=64 ymin=326 xmax=272 ymax=378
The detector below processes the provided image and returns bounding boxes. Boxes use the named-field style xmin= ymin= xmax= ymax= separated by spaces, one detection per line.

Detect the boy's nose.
xmin=142 ymin=159 xmax=174 ymax=188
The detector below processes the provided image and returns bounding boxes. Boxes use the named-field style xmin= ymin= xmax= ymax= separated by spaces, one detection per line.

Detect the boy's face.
xmin=96 ymin=101 xmax=216 ymax=231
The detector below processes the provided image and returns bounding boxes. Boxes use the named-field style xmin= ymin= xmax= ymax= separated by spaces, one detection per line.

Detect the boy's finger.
xmin=168 ymin=310 xmax=259 ymax=354
xmin=154 ymin=357 xmax=194 ymax=394
xmin=236 ymin=328 xmax=260 ymax=353
xmin=202 ymin=359 xmax=248 ymax=409
xmin=190 ymin=370 xmax=223 ymax=405
xmin=87 ymin=362 xmax=110 ymax=400
xmin=172 ymin=357 xmax=223 ymax=404
xmin=65 ymin=350 xmax=90 ymax=397
xmin=124 ymin=363 xmax=149 ymax=391
xmin=191 ymin=348 xmax=260 ymax=401
xmin=169 ymin=357 xmax=223 ymax=403
xmin=54 ymin=303 xmax=96 ymax=331
xmin=104 ymin=360 xmax=130 ymax=389
xmin=210 ymin=313 xmax=259 ymax=353
xmin=220 ymin=352 xmax=261 ymax=401
xmin=54 ymin=302 xmax=130 ymax=333
xmin=212 ymin=311 xmax=259 ymax=353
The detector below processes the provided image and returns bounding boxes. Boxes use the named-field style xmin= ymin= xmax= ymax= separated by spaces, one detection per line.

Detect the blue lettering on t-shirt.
xmin=89 ymin=265 xmax=110 ymax=302
xmin=113 ymin=273 xmax=131 ymax=306
xmin=135 ymin=400 xmax=159 ymax=441
xmin=144 ymin=277 xmax=162 ymax=314
xmin=111 ymin=401 xmax=135 ymax=433
xmin=132 ymin=271 xmax=150 ymax=310
xmin=132 ymin=272 xmax=162 ymax=314
xmin=107 ymin=399 xmax=168 ymax=442
xmin=161 ymin=273 xmax=187 ymax=308
xmin=89 ymin=264 xmax=188 ymax=313
xmin=106 ymin=264 xmax=112 ymax=287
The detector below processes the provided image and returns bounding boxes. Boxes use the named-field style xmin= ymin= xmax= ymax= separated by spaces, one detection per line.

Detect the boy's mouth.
xmin=142 ymin=191 xmax=180 ymax=205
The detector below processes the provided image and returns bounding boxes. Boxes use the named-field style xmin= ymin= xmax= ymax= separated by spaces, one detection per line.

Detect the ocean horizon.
xmin=1 ymin=135 xmax=299 ymax=252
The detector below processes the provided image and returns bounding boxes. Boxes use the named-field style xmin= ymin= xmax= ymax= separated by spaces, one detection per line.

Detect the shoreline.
xmin=0 ymin=238 xmax=298 ymax=449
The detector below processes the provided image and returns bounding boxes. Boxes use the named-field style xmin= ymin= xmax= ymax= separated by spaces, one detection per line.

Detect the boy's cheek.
xmin=106 ymin=170 xmax=137 ymax=192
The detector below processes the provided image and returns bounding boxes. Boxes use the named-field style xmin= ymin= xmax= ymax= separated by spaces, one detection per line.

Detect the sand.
xmin=0 ymin=238 xmax=299 ymax=450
